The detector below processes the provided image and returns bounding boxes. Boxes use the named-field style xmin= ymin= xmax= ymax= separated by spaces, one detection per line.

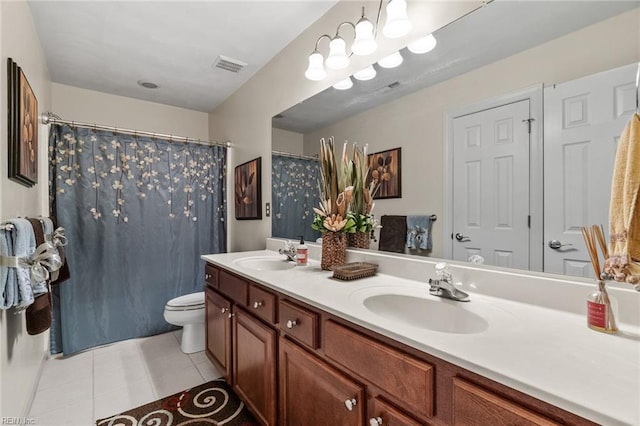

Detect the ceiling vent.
xmin=213 ymin=55 xmax=247 ymax=73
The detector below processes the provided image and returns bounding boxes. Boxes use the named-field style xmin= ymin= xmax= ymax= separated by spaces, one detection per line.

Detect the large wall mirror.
xmin=271 ymin=0 xmax=640 ymax=278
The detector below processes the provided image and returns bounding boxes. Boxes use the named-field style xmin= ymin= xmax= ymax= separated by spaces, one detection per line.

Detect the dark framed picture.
xmin=7 ymin=58 xmax=38 ymax=187
xmin=235 ymin=157 xmax=262 ymax=220
xmin=366 ymin=147 xmax=401 ymax=199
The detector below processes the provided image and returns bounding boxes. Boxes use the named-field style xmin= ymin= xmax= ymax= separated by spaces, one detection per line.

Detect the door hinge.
xmin=528 ymin=215 xmax=531 ymax=228
xmin=522 ymin=118 xmax=535 ymax=134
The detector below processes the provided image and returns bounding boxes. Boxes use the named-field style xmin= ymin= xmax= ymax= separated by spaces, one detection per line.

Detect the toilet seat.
xmin=165 ymin=292 xmax=205 ymax=311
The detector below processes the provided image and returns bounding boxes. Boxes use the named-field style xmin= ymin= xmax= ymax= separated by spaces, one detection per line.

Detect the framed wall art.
xmin=366 ymin=147 xmax=402 ymax=199
xmin=7 ymin=58 xmax=38 ymax=187
xmin=234 ymin=157 xmax=262 ymax=220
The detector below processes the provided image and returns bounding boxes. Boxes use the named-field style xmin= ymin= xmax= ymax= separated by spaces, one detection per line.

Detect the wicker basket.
xmin=321 ymin=232 xmax=347 ymax=271
xmin=348 ymin=231 xmax=370 ymax=249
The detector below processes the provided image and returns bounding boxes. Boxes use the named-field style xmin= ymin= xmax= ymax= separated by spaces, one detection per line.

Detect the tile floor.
xmin=28 ymin=330 xmax=222 ymax=426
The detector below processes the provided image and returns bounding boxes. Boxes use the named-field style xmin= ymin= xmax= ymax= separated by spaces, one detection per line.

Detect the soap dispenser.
xmin=296 ymin=236 xmax=308 ymax=266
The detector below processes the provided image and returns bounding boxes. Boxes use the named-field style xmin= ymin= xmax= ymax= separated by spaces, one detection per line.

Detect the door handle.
xmin=454 ymin=233 xmax=471 ymax=242
xmin=548 ymin=240 xmax=573 ymax=250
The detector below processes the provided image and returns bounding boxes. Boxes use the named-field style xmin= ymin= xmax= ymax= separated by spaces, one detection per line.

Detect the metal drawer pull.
xmin=369 ymin=417 xmax=383 ymax=426
xmin=220 ymin=307 xmax=229 ymax=314
xmin=344 ymin=398 xmax=357 ymax=411
xmin=286 ymin=319 xmax=298 ymax=329
xmin=228 ymin=312 xmax=235 ymax=319
xmin=253 ymin=301 xmax=263 ymax=309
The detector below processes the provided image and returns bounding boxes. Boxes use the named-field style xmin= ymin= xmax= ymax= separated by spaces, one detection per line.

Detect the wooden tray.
xmin=331 ymin=262 xmax=378 ymax=281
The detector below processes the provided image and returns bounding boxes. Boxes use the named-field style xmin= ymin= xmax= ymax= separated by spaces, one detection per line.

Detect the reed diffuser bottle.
xmin=587 ymin=278 xmax=618 ymax=333
xmin=582 ymin=225 xmax=618 ymax=334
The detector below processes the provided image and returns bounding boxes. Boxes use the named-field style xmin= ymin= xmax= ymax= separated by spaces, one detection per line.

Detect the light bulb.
xmin=352 ymin=17 xmax=377 ymax=56
xmin=326 ymin=36 xmax=349 ymax=70
xmin=383 ymin=0 xmax=412 ymax=39
xmin=378 ymin=51 xmax=403 ymax=69
xmin=408 ymin=34 xmax=437 ymax=54
xmin=353 ymin=65 xmax=376 ymax=81
xmin=304 ymin=51 xmax=326 ymax=81
xmin=333 ymin=77 xmax=353 ymax=90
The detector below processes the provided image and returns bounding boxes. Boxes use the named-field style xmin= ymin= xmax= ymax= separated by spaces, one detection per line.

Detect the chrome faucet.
xmin=428 ymin=262 xmax=470 ymax=302
xmin=278 ymin=240 xmax=297 ymax=262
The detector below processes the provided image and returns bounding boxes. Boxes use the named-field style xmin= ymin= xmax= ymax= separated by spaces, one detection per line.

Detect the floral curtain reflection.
xmin=49 ymin=124 xmax=226 ymax=355
xmin=271 ymin=154 xmax=321 ymax=243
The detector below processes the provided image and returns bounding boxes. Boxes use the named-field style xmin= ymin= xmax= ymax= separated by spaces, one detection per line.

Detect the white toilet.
xmin=163 ymin=291 xmax=205 ymax=354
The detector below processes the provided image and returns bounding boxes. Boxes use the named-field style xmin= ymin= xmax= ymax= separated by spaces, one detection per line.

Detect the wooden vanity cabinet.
xmin=279 ymin=336 xmax=365 ymax=426
xmin=205 ymin=263 xmax=596 ymax=426
xmin=206 ymin=268 xmax=277 ymax=425
xmin=233 ymin=308 xmax=277 ymax=426
xmin=204 ymin=287 xmax=232 ymax=383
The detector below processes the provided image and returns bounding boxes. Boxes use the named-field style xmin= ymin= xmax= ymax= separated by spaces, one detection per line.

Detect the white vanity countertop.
xmin=202 ymin=250 xmax=640 ymax=426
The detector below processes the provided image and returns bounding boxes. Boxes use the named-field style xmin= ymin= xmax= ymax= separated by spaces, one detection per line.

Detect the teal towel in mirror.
xmin=406 ymin=215 xmax=433 ymax=251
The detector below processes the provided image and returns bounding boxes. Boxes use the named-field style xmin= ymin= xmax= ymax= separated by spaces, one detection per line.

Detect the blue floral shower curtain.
xmin=49 ymin=124 xmax=226 ymax=355
xmin=271 ymin=154 xmax=320 ymax=243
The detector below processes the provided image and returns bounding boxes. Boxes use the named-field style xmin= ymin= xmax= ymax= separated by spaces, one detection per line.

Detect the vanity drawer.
xmin=278 ymin=300 xmax=319 ymax=349
xmin=452 ymin=378 xmax=559 ymax=426
xmin=370 ymin=397 xmax=425 ymax=426
xmin=218 ymin=270 xmax=248 ymax=306
xmin=204 ymin=264 xmax=218 ymax=289
xmin=248 ymin=284 xmax=277 ymax=324
xmin=324 ymin=320 xmax=434 ymax=419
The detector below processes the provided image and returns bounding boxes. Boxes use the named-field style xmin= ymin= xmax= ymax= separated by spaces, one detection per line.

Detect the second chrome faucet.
xmin=429 ymin=262 xmax=470 ymax=302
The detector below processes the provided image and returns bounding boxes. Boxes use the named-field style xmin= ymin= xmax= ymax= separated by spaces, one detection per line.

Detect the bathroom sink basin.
xmin=362 ymin=293 xmax=489 ymax=334
xmin=233 ymin=256 xmax=296 ymax=271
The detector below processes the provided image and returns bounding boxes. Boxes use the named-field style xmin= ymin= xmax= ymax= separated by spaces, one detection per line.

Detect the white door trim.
xmin=443 ymin=84 xmax=544 ymax=271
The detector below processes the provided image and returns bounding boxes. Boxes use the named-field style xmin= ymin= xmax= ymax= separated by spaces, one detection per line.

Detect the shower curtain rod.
xmin=40 ymin=112 xmax=232 ymax=148
xmin=272 ymin=150 xmax=318 ymax=161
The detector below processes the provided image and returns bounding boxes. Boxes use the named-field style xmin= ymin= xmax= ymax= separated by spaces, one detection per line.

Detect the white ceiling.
xmin=27 ymin=0 xmax=338 ymax=112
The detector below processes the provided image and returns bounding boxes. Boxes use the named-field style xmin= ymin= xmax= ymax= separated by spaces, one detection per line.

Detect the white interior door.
xmin=544 ymin=63 xmax=637 ymax=277
xmin=452 ymin=99 xmax=531 ymax=269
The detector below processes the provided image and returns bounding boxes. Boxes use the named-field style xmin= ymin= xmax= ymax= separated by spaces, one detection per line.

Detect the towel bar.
xmin=430 ymin=214 xmax=437 ymax=221
xmin=0 ymin=224 xmax=15 ymax=231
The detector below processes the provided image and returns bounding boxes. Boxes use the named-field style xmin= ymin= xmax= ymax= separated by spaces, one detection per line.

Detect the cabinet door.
xmin=233 ymin=309 xmax=276 ymax=426
xmin=279 ymin=337 xmax=364 ymax=426
xmin=205 ymin=288 xmax=232 ymax=383
xmin=452 ymin=378 xmax=559 ymax=426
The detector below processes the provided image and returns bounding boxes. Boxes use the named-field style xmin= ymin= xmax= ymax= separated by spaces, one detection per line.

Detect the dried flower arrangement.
xmin=311 ymin=137 xmax=378 ymax=235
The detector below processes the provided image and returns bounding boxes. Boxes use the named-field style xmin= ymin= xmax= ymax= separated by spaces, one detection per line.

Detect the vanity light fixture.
xmin=353 ymin=65 xmax=377 ymax=81
xmin=383 ymin=0 xmax=412 ymax=39
xmin=408 ymin=33 xmax=437 ymax=54
xmin=378 ymin=51 xmax=403 ymax=69
xmin=332 ymin=77 xmax=354 ymax=90
xmin=305 ymin=7 xmax=379 ymax=79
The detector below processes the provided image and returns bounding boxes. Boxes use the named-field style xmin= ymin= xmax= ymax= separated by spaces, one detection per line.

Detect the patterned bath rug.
xmin=96 ymin=379 xmax=259 ymax=425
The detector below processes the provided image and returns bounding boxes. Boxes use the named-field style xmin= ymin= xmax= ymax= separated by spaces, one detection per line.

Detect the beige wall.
xmin=272 ymin=128 xmax=303 ymax=155
xmin=0 ymin=0 xmax=52 ymax=418
xmin=210 ymin=0 xmax=483 ymax=252
xmin=52 ymin=83 xmax=210 ymax=141
xmin=303 ymin=8 xmax=640 ymax=257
